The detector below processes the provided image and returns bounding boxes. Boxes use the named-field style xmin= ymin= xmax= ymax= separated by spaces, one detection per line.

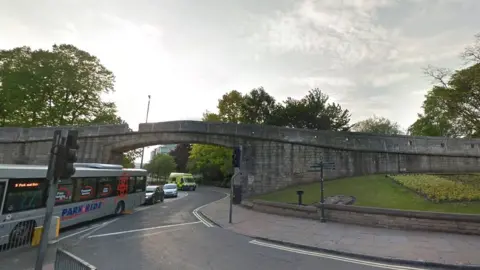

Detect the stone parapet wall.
xmin=139 ymin=121 xmax=480 ymax=157
xmin=245 ymin=199 xmax=480 ymax=235
xmin=0 ymin=124 xmax=129 ymax=142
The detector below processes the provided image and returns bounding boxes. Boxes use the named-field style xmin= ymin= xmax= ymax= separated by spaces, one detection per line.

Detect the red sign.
xmin=100 ymin=184 xmax=112 ymax=197
xmin=80 ymin=186 xmax=94 ymax=198
xmin=56 ymin=187 xmax=72 ymax=202
xmin=116 ymin=172 xmax=129 ymax=202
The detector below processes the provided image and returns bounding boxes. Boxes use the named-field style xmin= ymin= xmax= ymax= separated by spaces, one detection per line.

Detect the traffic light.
xmin=55 ymin=130 xmax=79 ymax=179
xmin=232 ymin=147 xmax=241 ymax=168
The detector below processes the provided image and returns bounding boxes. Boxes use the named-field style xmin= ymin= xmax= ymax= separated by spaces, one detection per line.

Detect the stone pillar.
xmin=239 ymin=142 xmax=256 ymax=198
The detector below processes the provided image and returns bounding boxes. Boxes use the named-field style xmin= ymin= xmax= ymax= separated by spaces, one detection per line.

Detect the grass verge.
xmin=255 ymin=175 xmax=480 ymax=214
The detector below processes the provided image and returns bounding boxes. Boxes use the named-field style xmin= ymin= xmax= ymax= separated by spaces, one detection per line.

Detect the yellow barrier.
xmin=56 ymin=218 xmax=60 ymax=238
xmin=31 ymin=226 xmax=43 ymax=246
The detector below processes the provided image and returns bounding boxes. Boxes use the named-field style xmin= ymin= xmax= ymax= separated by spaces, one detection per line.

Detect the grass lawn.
xmin=255 ymin=175 xmax=480 ymax=214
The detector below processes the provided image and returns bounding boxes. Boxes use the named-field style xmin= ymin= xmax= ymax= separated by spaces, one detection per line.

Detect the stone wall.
xmin=1 ymin=120 xmax=480 ymax=196
xmin=237 ymin=141 xmax=480 ymax=196
xmin=139 ymin=121 xmax=480 ymax=156
xmin=0 ymin=124 xmax=129 ymax=164
xmin=245 ymin=200 xmax=480 ymax=235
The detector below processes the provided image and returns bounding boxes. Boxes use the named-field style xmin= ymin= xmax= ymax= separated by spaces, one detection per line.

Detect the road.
xmin=56 ymin=187 xmax=434 ymax=270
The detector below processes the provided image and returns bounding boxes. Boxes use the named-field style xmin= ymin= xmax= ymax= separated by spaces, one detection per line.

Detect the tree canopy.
xmin=352 ymin=116 xmax=404 ymax=135
xmin=169 ymin=144 xmax=191 ymax=172
xmin=408 ymin=33 xmax=480 ymax=138
xmin=145 ymin=154 xmax=177 ymax=180
xmin=0 ymin=44 xmax=139 ymax=167
xmin=0 ymin=44 xmax=116 ymax=127
xmin=187 ymin=87 xmax=352 ymax=184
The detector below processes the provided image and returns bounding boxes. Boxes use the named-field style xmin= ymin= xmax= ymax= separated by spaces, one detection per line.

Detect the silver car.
xmin=163 ymin=183 xmax=178 ymax=198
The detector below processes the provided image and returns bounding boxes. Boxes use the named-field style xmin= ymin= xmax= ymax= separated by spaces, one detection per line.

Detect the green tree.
xmin=217 ymin=90 xmax=244 ymax=123
xmin=188 ymin=144 xmax=232 ymax=177
xmin=145 ymin=154 xmax=177 ymax=180
xmin=352 ymin=115 xmax=404 ymax=135
xmin=275 ymin=89 xmax=351 ymax=131
xmin=169 ymin=144 xmax=191 ymax=172
xmin=202 ymin=111 xmax=222 ymax=122
xmin=187 ymin=111 xmax=232 ymax=183
xmin=0 ymin=44 xmax=115 ymax=127
xmin=0 ymin=43 xmax=141 ymax=165
xmin=240 ymin=87 xmax=277 ymax=124
xmin=408 ymin=34 xmax=480 ymax=138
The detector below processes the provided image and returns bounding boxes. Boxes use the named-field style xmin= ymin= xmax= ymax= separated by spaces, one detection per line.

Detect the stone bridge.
xmin=1 ymin=121 xmax=480 ymax=196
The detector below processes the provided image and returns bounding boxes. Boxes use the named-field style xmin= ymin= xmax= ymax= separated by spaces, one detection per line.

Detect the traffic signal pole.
xmin=35 ymin=130 xmax=64 ymax=270
xmin=35 ymin=130 xmax=79 ymax=270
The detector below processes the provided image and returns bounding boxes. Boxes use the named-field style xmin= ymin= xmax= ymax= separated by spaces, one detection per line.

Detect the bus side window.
xmin=180 ymin=178 xmax=185 ymax=184
xmin=73 ymin=178 xmax=97 ymax=202
xmin=3 ymin=179 xmax=46 ymax=214
xmin=97 ymin=177 xmax=117 ymax=198
xmin=128 ymin=177 xmax=136 ymax=194
xmin=55 ymin=178 xmax=74 ymax=205
xmin=135 ymin=176 xmax=146 ymax=192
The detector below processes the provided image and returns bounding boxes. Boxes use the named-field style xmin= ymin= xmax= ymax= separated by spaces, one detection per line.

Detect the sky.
xmin=1 ymin=0 xmax=480 ymax=158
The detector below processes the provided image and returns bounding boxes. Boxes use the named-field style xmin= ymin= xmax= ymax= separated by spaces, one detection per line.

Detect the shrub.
xmin=392 ymin=174 xmax=480 ymax=202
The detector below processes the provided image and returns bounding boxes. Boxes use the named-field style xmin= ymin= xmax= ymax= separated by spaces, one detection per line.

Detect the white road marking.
xmin=88 ymin=221 xmax=202 ymax=238
xmin=54 ymin=224 xmax=102 ymax=243
xmin=79 ymin=218 xmax=119 ymax=239
xmin=192 ymin=191 xmax=229 ymax=227
xmin=140 ymin=227 xmax=183 ymax=237
xmin=134 ymin=205 xmax=153 ymax=213
xmin=249 ymin=240 xmax=426 ymax=270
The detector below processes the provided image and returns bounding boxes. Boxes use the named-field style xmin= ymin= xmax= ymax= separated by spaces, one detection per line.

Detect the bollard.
xmin=296 ymin=190 xmax=304 ymax=205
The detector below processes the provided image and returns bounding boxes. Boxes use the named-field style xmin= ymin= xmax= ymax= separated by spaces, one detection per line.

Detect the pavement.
xmin=4 ymin=187 xmax=476 ymax=270
xmin=199 ymin=190 xmax=480 ymax=269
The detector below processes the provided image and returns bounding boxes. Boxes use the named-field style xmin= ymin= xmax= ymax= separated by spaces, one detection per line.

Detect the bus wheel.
xmin=115 ymin=201 xmax=125 ymax=215
xmin=9 ymin=221 xmax=35 ymax=248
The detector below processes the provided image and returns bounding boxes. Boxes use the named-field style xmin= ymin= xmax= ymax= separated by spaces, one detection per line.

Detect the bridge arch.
xmin=100 ymin=132 xmax=250 ymax=164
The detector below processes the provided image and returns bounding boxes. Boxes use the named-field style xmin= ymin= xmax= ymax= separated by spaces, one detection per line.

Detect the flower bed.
xmin=392 ymin=174 xmax=480 ymax=202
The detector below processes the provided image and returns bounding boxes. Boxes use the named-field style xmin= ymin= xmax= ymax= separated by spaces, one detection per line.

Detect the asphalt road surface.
xmin=55 ymin=187 xmax=435 ymax=270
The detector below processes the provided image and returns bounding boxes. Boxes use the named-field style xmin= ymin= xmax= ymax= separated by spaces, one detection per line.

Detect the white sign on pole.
xmin=248 ymin=175 xmax=254 ymax=185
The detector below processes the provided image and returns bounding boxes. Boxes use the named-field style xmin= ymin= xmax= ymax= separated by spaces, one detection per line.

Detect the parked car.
xmin=145 ymin=185 xmax=164 ymax=204
xmin=163 ymin=183 xmax=178 ymax=198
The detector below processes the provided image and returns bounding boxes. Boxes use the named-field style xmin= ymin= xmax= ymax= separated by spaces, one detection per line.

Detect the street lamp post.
xmin=140 ymin=95 xmax=151 ymax=168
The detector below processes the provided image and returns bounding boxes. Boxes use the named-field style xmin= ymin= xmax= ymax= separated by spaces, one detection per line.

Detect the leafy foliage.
xmin=145 ymin=154 xmax=177 ymax=180
xmin=169 ymin=144 xmax=191 ymax=172
xmin=408 ymin=33 xmax=480 ymax=138
xmin=273 ymin=89 xmax=351 ymax=131
xmin=0 ymin=44 xmax=140 ymax=167
xmin=187 ymin=144 xmax=232 ymax=176
xmin=392 ymin=174 xmax=480 ymax=202
xmin=189 ymin=87 xmax=351 ymax=184
xmin=352 ymin=115 xmax=404 ymax=135
xmin=0 ymin=44 xmax=115 ymax=127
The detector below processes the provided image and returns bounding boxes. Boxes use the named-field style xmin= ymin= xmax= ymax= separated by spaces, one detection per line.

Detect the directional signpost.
xmin=308 ymin=160 xmax=336 ymax=223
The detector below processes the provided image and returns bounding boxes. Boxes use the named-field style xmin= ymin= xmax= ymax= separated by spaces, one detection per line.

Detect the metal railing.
xmin=54 ymin=248 xmax=97 ymax=270
xmin=0 ymin=216 xmax=44 ymax=253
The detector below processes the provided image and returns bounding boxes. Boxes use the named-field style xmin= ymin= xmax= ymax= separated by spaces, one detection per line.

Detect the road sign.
xmin=307 ymin=160 xmax=336 ymax=223
xmin=308 ymin=161 xmax=336 ymax=171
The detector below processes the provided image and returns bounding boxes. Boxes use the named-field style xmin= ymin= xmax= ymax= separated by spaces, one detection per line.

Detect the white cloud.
xmin=251 ymin=0 xmax=397 ymax=68
xmin=1 ymin=0 xmax=480 ymax=145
